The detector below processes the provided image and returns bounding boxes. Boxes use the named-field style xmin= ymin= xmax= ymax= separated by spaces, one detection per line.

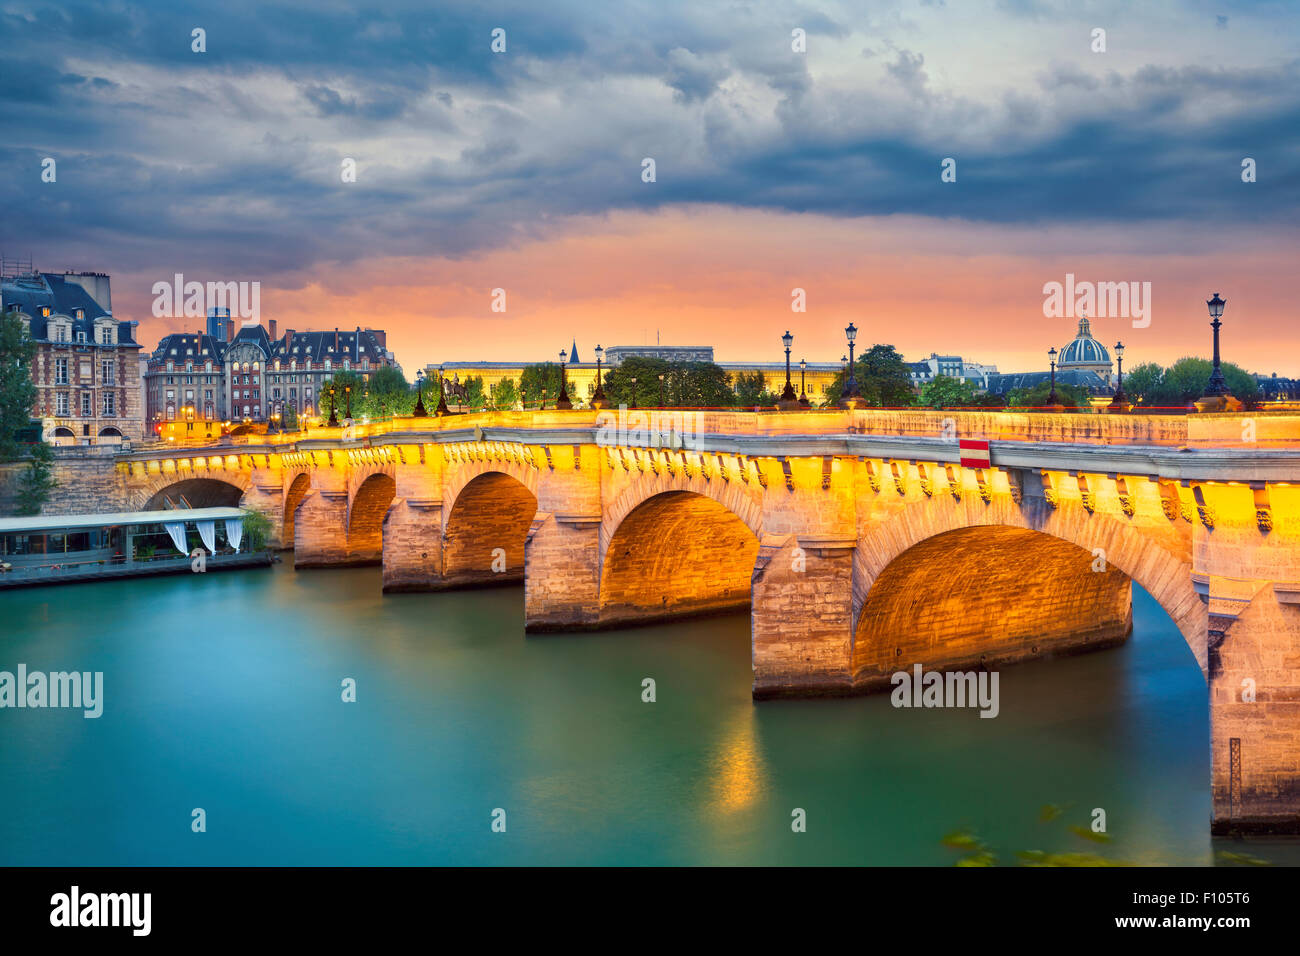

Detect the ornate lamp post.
xmin=1045 ymin=347 xmax=1063 ymax=411
xmin=839 ymin=324 xmax=865 ymax=409
xmin=629 ymin=376 xmax=638 ymax=410
xmin=657 ymin=373 xmax=665 ymax=408
xmin=540 ymin=386 xmax=547 ymax=411
xmin=556 ymin=350 xmax=573 ymax=409
xmin=343 ymin=384 xmax=353 ymax=422
xmin=413 ymin=369 xmax=428 ymax=417
xmin=591 ymin=345 xmax=609 ymax=409
xmin=327 ymin=385 xmax=339 ymax=426
xmin=1108 ymin=341 xmax=1130 ymax=412
xmin=798 ymin=358 xmax=810 ymax=408
xmin=1195 ymin=293 xmax=1235 ymax=412
xmin=779 ymin=330 xmax=799 ymax=409
xmin=435 ymin=364 xmax=450 ymax=415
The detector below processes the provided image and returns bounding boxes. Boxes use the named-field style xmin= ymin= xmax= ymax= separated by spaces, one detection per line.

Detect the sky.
xmin=1 ymin=0 xmax=1298 ymax=375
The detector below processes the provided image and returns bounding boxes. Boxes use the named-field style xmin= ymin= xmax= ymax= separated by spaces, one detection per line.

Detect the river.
xmin=1 ymin=561 xmax=1295 ymax=865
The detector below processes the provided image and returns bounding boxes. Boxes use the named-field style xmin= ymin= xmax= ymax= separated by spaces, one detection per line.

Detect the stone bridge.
xmin=106 ymin=408 xmax=1300 ymax=833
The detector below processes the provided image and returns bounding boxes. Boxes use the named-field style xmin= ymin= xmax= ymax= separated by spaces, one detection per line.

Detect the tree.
xmin=462 ymin=375 xmax=487 ymax=410
xmin=519 ymin=363 xmax=565 ymax=407
xmin=280 ymin=405 xmax=298 ymax=430
xmin=601 ymin=357 xmax=672 ymax=408
xmin=0 ymin=312 xmax=38 ymax=461
xmin=825 ymin=344 xmax=917 ymax=407
xmin=920 ymin=375 xmax=979 ymax=409
xmin=733 ymin=371 xmax=775 ymax=408
xmin=239 ymin=509 xmax=274 ymax=551
xmin=1122 ymin=362 xmax=1164 ymax=407
xmin=667 ymin=361 xmax=733 ymax=407
xmin=322 ymin=369 xmax=365 ymax=418
xmin=1005 ymin=381 xmax=1093 ymax=410
xmin=15 ymin=440 xmax=57 ymax=515
xmin=491 ymin=378 xmax=520 ymax=410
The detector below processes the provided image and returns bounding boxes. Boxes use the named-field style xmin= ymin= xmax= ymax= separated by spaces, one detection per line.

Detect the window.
xmin=55 ymin=358 xmax=69 ymax=385
xmin=101 ymin=359 xmax=115 ymax=385
xmin=56 ymin=392 xmax=69 ymax=416
xmin=41 ymin=306 xmax=51 ymax=317
xmin=76 ymin=331 xmax=86 ymax=343
xmin=99 ymin=325 xmax=113 ymax=344
xmin=102 ymin=393 xmax=116 ymax=416
xmin=80 ymin=393 xmax=91 ymax=417
xmin=166 ymin=404 xmax=175 ymax=420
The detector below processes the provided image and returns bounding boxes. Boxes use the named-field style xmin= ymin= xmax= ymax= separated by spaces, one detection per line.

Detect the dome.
xmin=1057 ymin=315 xmax=1111 ymax=369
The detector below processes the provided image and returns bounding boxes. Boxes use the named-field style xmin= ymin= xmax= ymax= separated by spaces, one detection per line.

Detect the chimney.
xmin=334 ymin=327 xmax=339 ymax=353
xmin=269 ymin=318 xmax=277 ymax=340
xmin=285 ymin=329 xmax=294 ymax=351
xmin=227 ymin=321 xmax=234 ymax=343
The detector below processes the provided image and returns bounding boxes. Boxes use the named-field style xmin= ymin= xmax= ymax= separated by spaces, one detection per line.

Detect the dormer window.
xmin=40 ymin=306 xmax=51 ymax=317
xmin=76 ymin=331 xmax=86 ymax=343
xmin=75 ymin=308 xmax=84 ymax=319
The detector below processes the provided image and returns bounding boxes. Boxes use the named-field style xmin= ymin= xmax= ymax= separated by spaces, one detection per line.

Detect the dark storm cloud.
xmin=0 ymin=0 xmax=1297 ymax=276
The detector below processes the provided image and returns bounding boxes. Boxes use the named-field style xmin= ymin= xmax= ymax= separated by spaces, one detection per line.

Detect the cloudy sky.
xmin=2 ymin=0 xmax=1297 ymax=374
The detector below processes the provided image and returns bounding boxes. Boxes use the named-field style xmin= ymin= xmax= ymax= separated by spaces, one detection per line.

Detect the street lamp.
xmin=540 ymin=386 xmax=547 ymax=411
xmin=343 ymin=384 xmax=353 ymax=422
xmin=556 ymin=350 xmax=573 ymax=409
xmin=591 ymin=345 xmax=608 ymax=409
xmin=629 ymin=376 xmax=638 ymax=410
xmin=799 ymin=358 xmax=810 ymax=408
xmin=657 ymin=372 xmax=665 ymax=408
xmin=840 ymin=324 xmax=865 ymax=409
xmin=1108 ymin=341 xmax=1130 ymax=412
xmin=1202 ymin=292 xmax=1230 ymax=402
xmin=435 ymin=365 xmax=450 ymax=416
xmin=327 ymin=385 xmax=339 ymax=427
xmin=413 ymin=369 xmax=428 ymax=417
xmin=1046 ymin=347 xmax=1062 ymax=410
xmin=779 ymin=330 xmax=799 ymax=409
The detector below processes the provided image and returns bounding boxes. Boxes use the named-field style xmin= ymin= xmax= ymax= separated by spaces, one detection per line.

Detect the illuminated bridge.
xmin=77 ymin=408 xmax=1300 ymax=832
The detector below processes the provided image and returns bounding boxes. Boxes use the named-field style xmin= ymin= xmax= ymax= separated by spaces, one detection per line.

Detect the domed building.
xmin=1056 ymin=314 xmax=1113 ymax=384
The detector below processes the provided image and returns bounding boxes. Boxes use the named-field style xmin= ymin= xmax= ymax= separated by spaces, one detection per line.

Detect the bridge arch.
xmin=282 ymin=472 xmax=312 ymax=547
xmin=599 ymin=489 xmax=760 ymax=626
xmin=443 ymin=470 xmax=538 ymax=585
xmin=347 ymin=472 xmax=396 ymax=563
xmin=855 ymin=496 xmax=1206 ymax=675
xmin=137 ymin=475 xmax=249 ymax=511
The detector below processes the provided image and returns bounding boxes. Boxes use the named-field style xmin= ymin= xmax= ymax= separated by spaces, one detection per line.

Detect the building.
xmin=603 ymin=345 xmax=714 ymax=365
xmin=906 ymin=353 xmax=999 ymax=391
xmin=0 ymin=267 xmax=144 ymax=445
xmin=1055 ymin=315 xmax=1114 ymax=384
xmin=145 ymin=316 xmax=398 ymax=431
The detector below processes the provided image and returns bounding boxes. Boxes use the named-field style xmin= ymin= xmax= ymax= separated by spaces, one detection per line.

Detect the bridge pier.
xmin=381 ymin=499 xmax=445 ymax=591
xmin=524 ymin=514 xmax=601 ymax=631
xmin=752 ymin=535 xmax=856 ymax=697
xmin=293 ymin=490 xmax=351 ymax=567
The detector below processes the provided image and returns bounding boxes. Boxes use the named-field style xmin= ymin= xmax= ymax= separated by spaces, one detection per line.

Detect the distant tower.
xmin=569 ymin=338 xmax=580 ymax=364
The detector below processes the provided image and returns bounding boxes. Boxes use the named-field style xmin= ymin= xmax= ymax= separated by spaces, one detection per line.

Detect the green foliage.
xmin=943 ymin=805 xmax=1131 ymax=867
xmin=0 ymin=312 xmax=39 ymax=461
xmin=15 ymin=440 xmax=57 ymax=515
xmin=1121 ymin=357 xmax=1259 ymax=408
xmin=824 ymin=344 xmax=917 ymax=407
xmin=519 ymin=363 xmax=565 ymax=407
xmin=321 ymin=369 xmax=365 ymax=418
xmin=920 ymin=374 xmax=979 ymax=409
xmin=280 ymin=404 xmax=298 ymax=430
xmin=733 ymin=370 xmax=776 ymax=408
xmin=1005 ymin=380 xmax=1093 ymax=410
xmin=462 ymin=375 xmax=487 ymax=410
xmin=491 ymin=378 xmax=519 ymax=409
xmin=239 ymin=509 xmax=274 ymax=551
xmin=599 ymin=357 xmax=736 ymax=408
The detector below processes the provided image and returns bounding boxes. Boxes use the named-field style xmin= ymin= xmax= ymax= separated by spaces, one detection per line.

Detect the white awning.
xmin=0 ymin=507 xmax=249 ymax=534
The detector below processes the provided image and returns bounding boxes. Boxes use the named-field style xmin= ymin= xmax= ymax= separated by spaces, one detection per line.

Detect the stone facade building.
xmin=145 ymin=314 xmax=398 ymax=429
xmin=0 ymin=269 xmax=144 ymax=445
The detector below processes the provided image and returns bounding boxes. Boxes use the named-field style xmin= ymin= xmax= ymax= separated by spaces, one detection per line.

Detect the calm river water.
xmin=1 ymin=561 xmax=1295 ymax=865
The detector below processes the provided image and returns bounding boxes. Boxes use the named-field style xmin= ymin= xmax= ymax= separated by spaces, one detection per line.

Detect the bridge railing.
xmin=117 ymin=407 xmax=1300 ymax=457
